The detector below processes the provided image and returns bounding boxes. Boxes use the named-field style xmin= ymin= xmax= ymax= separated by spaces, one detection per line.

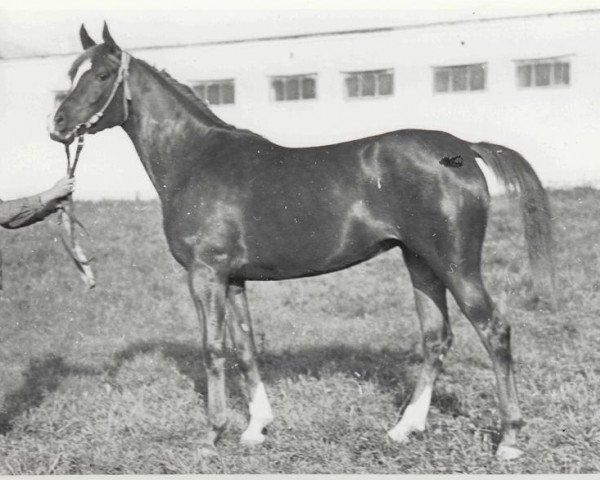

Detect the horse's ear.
xmin=102 ymin=21 xmax=121 ymax=53
xmin=80 ymin=24 xmax=96 ymax=50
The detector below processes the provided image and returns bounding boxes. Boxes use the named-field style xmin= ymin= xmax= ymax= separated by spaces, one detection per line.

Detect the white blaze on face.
xmin=71 ymin=59 xmax=92 ymax=89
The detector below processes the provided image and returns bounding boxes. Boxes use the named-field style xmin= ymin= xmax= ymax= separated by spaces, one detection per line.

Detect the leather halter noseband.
xmin=66 ymin=51 xmax=132 ymax=140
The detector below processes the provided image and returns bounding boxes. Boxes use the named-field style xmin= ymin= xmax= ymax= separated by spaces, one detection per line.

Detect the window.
xmin=344 ymin=69 xmax=394 ymax=98
xmin=515 ymin=57 xmax=570 ymax=88
xmin=433 ymin=63 xmax=487 ymax=93
xmin=271 ymin=74 xmax=317 ymax=101
xmin=192 ymin=79 xmax=235 ymax=105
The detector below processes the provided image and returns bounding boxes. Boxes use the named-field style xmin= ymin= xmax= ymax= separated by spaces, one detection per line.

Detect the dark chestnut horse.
xmin=49 ymin=24 xmax=555 ymax=460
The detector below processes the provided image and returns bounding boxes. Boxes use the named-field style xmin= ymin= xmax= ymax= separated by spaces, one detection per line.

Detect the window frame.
xmin=269 ymin=73 xmax=318 ymax=102
xmin=343 ymin=69 xmax=395 ymax=99
xmin=432 ymin=63 xmax=488 ymax=94
xmin=514 ymin=56 xmax=571 ymax=89
xmin=191 ymin=78 xmax=235 ymax=105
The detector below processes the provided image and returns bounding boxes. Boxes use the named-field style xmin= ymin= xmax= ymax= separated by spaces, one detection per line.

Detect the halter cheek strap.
xmin=68 ymin=51 xmax=132 ymax=139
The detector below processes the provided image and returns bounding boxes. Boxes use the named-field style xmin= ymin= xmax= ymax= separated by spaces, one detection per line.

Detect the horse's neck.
xmin=122 ymin=60 xmax=219 ymax=201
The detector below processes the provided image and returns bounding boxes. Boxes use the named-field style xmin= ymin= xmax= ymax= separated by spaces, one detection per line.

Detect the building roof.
xmin=3 ymin=8 xmax=600 ymax=61
xmin=0 ymin=41 xmax=47 ymax=60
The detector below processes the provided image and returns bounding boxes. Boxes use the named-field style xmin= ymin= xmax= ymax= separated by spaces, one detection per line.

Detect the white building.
xmin=1 ymin=9 xmax=599 ymax=200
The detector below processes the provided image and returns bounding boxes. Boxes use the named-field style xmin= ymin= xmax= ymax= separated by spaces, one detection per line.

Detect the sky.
xmin=2 ymin=0 xmax=600 ymax=57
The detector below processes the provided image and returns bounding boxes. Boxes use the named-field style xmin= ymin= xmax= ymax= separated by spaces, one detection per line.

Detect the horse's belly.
xmin=234 ymin=243 xmax=391 ymax=280
xmin=234 ymin=216 xmax=399 ymax=281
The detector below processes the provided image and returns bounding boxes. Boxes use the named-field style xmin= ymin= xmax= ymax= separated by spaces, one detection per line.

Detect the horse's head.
xmin=49 ymin=23 xmax=131 ymax=144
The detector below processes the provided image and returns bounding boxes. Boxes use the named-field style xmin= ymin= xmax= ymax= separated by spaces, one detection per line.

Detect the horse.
xmin=49 ymin=23 xmax=555 ymax=460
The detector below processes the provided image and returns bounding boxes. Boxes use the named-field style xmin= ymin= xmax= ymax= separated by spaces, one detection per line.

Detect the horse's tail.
xmin=470 ymin=142 xmax=556 ymax=308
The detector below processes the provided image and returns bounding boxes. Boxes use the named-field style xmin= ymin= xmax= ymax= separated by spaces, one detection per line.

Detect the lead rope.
xmin=58 ymin=135 xmax=95 ymax=289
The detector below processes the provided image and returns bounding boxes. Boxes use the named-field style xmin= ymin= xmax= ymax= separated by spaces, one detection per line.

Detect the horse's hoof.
xmin=496 ymin=444 xmax=524 ymax=461
xmin=387 ymin=428 xmax=410 ymax=444
xmin=198 ymin=445 xmax=218 ymax=457
xmin=196 ymin=429 xmax=221 ymax=457
xmin=240 ymin=429 xmax=266 ymax=446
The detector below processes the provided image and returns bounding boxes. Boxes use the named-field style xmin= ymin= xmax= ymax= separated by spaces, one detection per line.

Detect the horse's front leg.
xmin=188 ymin=263 xmax=228 ymax=446
xmin=227 ymin=282 xmax=273 ymax=445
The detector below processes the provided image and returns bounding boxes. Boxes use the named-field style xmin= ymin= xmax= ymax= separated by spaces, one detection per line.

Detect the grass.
xmin=0 ymin=187 xmax=599 ymax=474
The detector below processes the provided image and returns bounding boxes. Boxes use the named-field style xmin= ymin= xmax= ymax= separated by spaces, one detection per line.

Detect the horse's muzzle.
xmin=47 ymin=109 xmax=75 ymax=144
xmin=49 ymin=130 xmax=75 ymax=145
xmin=48 ymin=117 xmax=74 ymax=144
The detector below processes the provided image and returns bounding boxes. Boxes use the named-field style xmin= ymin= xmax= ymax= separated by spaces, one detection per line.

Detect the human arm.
xmin=0 ymin=177 xmax=75 ymax=229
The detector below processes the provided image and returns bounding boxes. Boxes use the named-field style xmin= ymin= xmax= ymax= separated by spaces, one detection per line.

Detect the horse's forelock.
xmin=68 ymin=48 xmax=97 ymax=81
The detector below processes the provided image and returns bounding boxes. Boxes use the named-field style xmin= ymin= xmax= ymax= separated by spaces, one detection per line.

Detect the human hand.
xmin=41 ymin=176 xmax=75 ymax=204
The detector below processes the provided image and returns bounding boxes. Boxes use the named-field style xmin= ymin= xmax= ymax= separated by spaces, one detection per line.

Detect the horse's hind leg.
xmin=388 ymin=248 xmax=453 ymax=443
xmin=227 ymin=282 xmax=273 ymax=445
xmin=445 ymin=271 xmax=524 ymax=460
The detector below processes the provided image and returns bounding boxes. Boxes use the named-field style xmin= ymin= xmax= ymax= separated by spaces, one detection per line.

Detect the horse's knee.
xmin=491 ymin=315 xmax=511 ymax=345
xmin=487 ymin=311 xmax=513 ymax=360
xmin=232 ymin=340 xmax=256 ymax=375
xmin=204 ymin=340 xmax=226 ymax=373
xmin=441 ymin=328 xmax=454 ymax=356
xmin=239 ymin=346 xmax=256 ymax=367
xmin=422 ymin=326 xmax=453 ymax=364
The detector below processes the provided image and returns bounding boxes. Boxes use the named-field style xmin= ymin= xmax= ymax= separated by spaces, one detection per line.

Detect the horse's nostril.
xmin=54 ymin=113 xmax=67 ymax=132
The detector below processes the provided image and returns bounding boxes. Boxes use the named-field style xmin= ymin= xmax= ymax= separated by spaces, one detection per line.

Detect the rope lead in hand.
xmin=59 ymin=135 xmax=96 ymax=289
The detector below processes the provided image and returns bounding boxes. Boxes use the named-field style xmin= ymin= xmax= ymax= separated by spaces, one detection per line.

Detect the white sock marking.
xmin=241 ymin=382 xmax=273 ymax=445
xmin=388 ymin=385 xmax=432 ymax=442
xmin=248 ymin=382 xmax=273 ymax=422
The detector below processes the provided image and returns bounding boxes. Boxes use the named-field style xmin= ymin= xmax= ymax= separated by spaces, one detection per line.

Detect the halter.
xmin=66 ymin=51 xmax=132 ymax=141
xmin=56 ymin=51 xmax=132 ymax=289
xmin=63 ymin=51 xmax=132 ymax=178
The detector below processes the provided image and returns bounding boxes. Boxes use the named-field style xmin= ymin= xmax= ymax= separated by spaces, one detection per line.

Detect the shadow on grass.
xmin=110 ymin=340 xmax=422 ymax=399
xmin=0 ymin=355 xmax=101 ymax=434
xmin=0 ymin=341 xmax=466 ymax=434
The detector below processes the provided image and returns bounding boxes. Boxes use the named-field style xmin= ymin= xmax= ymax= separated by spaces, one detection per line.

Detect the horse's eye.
xmin=97 ymin=72 xmax=109 ymax=81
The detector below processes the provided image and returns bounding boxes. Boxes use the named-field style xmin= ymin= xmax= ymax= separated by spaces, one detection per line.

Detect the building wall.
xmin=1 ymin=11 xmax=599 ymax=200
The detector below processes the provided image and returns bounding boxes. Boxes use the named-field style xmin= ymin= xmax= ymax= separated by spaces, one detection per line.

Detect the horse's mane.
xmin=154 ymin=66 xmax=234 ymax=129
xmin=138 ymin=59 xmax=265 ymax=140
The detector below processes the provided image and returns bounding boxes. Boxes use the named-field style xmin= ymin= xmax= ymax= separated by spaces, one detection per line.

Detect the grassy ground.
xmin=0 ymin=188 xmax=598 ymax=474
